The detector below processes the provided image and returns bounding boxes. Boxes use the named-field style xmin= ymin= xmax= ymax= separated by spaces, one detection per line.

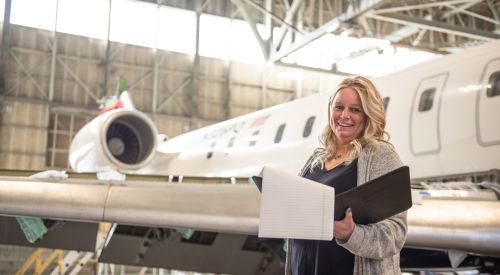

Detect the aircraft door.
xmin=477 ymin=58 xmax=500 ymax=146
xmin=410 ymin=73 xmax=448 ymax=155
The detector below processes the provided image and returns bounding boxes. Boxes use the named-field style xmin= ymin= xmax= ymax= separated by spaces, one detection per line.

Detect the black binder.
xmin=250 ymin=166 xmax=412 ymax=225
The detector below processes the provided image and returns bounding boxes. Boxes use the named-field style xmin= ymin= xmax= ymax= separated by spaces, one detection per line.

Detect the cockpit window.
xmin=487 ymin=71 xmax=500 ymax=97
xmin=303 ymin=116 xmax=315 ymax=138
xmin=418 ymin=88 xmax=436 ymax=112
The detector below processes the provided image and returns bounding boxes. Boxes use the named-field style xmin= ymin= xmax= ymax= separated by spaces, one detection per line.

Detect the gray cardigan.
xmin=285 ymin=141 xmax=407 ymax=275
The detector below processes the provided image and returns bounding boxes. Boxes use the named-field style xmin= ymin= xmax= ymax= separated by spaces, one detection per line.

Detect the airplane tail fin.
xmin=117 ymin=74 xmax=127 ymax=95
xmin=98 ymin=75 xmax=135 ymax=115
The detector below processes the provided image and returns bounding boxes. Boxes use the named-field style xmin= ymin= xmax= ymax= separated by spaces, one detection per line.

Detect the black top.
xmin=292 ymin=159 xmax=357 ymax=275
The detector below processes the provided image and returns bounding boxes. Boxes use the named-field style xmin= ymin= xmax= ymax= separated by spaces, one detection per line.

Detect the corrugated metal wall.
xmin=0 ymin=101 xmax=48 ymax=170
xmin=0 ymin=25 xmax=344 ymax=171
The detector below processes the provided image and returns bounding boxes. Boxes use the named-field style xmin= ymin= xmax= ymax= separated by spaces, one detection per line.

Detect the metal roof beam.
xmin=443 ymin=3 xmax=500 ymax=25
xmin=271 ymin=0 xmax=387 ymax=62
xmin=274 ymin=0 xmax=303 ymax=50
xmin=412 ymin=29 xmax=428 ymax=46
xmin=383 ymin=24 xmax=420 ymax=42
xmin=440 ymin=0 xmax=483 ymax=19
xmin=368 ymin=12 xmax=500 ymax=41
xmin=383 ymin=15 xmax=431 ymax=42
xmin=486 ymin=0 xmax=500 ymax=23
xmin=231 ymin=0 xmax=270 ymax=60
xmin=239 ymin=0 xmax=303 ymax=34
xmin=372 ymin=0 xmax=469 ymax=14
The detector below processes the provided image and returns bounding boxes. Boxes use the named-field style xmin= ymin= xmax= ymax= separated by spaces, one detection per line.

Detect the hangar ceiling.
xmin=157 ymin=0 xmax=500 ymax=58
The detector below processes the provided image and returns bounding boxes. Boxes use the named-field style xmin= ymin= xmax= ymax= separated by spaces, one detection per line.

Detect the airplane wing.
xmin=1 ymin=176 xmax=499 ymax=258
xmin=0 ymin=176 xmax=259 ymax=235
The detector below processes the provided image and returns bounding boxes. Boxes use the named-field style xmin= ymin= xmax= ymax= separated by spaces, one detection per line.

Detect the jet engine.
xmin=69 ymin=109 xmax=158 ymax=172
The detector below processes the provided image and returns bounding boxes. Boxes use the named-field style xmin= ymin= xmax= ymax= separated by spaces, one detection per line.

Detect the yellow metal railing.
xmin=15 ymin=248 xmax=63 ymax=275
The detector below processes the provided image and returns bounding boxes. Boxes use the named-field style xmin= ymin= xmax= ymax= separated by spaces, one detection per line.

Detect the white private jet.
xmin=1 ymin=39 xmax=500 ymax=274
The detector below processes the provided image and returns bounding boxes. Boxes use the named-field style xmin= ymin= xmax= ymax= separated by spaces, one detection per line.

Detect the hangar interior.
xmin=0 ymin=0 xmax=499 ymax=274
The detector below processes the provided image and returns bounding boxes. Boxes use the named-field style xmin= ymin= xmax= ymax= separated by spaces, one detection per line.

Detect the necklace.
xmin=333 ymin=154 xmax=343 ymax=160
xmin=333 ymin=148 xmax=350 ymax=160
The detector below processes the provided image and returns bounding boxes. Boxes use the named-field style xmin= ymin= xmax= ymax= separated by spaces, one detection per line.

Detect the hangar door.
xmin=410 ymin=73 xmax=448 ymax=155
xmin=477 ymin=58 xmax=500 ymax=146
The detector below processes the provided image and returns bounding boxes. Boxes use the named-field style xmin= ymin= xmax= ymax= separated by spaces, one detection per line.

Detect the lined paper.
xmin=258 ymin=166 xmax=335 ymax=240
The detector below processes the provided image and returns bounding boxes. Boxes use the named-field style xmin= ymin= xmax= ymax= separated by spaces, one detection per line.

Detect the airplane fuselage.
xmin=148 ymin=39 xmax=500 ymax=179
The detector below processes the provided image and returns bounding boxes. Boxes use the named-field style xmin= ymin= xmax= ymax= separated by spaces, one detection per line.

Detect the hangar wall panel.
xmin=200 ymin=58 xmax=227 ymax=79
xmin=162 ymin=52 xmax=193 ymax=72
xmin=199 ymin=80 xmax=226 ymax=100
xmin=0 ymin=101 xmax=49 ymax=170
xmin=262 ymin=68 xmax=297 ymax=91
xmin=152 ymin=115 xmax=189 ymax=139
xmin=230 ymin=62 xmax=263 ymax=87
xmin=229 ymin=105 xmax=257 ymax=118
xmin=230 ymin=85 xmax=261 ymax=109
xmin=156 ymin=93 xmax=189 ymax=116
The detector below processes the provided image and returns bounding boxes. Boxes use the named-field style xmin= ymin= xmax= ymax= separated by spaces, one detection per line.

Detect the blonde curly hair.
xmin=310 ymin=76 xmax=388 ymax=171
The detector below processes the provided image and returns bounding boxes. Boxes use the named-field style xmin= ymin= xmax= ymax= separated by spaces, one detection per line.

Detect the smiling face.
xmin=330 ymin=87 xmax=366 ymax=145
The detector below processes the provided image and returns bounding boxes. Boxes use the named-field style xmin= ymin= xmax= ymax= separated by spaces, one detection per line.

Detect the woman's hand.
xmin=334 ymin=208 xmax=355 ymax=241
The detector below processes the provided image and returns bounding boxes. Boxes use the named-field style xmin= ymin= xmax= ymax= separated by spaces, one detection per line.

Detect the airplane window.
xmin=227 ymin=136 xmax=235 ymax=147
xmin=382 ymin=97 xmax=390 ymax=111
xmin=487 ymin=71 xmax=500 ymax=97
xmin=274 ymin=124 xmax=286 ymax=143
xmin=249 ymin=130 xmax=259 ymax=146
xmin=418 ymin=88 xmax=436 ymax=112
xmin=206 ymin=141 xmax=216 ymax=159
xmin=303 ymin=116 xmax=316 ymax=138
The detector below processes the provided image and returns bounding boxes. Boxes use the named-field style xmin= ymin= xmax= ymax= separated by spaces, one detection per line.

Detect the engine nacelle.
xmin=69 ymin=109 xmax=158 ymax=172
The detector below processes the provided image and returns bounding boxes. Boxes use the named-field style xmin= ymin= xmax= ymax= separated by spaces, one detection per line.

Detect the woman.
xmin=285 ymin=76 xmax=407 ymax=275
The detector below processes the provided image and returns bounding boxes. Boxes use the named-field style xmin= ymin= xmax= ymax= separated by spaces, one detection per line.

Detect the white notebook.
xmin=258 ymin=166 xmax=335 ymax=240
